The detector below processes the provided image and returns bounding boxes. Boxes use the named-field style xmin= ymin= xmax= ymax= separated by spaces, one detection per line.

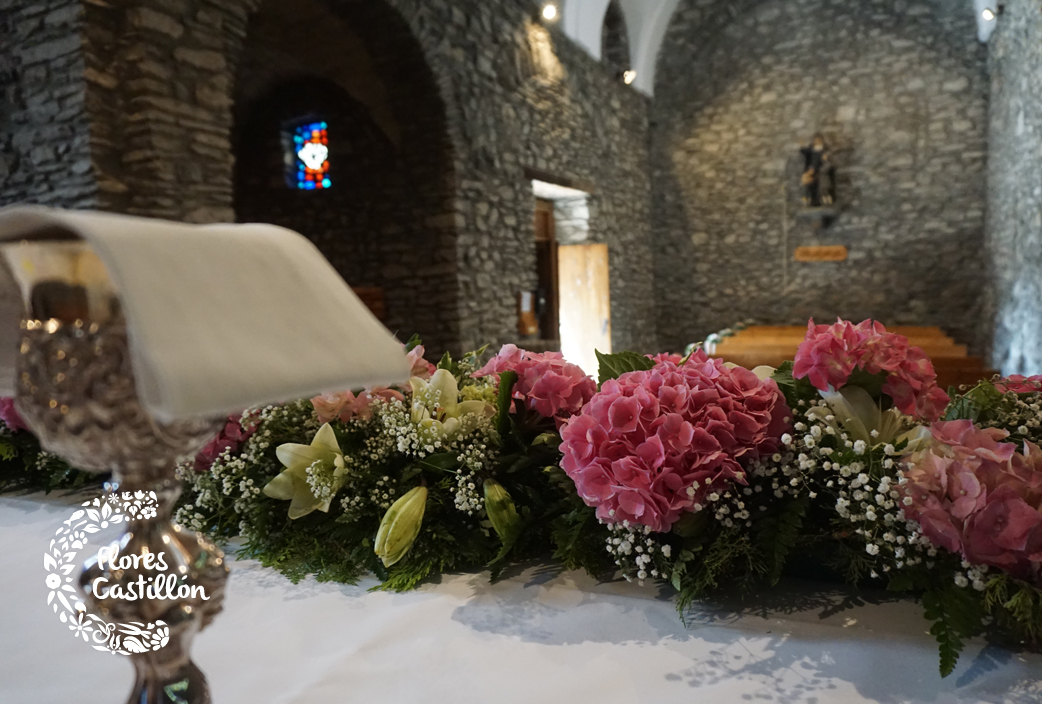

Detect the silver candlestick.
xmin=6 ymin=242 xmax=228 ymax=704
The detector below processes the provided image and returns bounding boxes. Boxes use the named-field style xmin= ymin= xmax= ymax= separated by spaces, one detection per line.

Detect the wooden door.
xmin=533 ymin=198 xmax=559 ymax=341
xmin=558 ymin=243 xmax=610 ymax=376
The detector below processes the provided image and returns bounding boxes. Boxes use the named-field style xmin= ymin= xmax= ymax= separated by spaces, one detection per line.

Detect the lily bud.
xmin=483 ymin=478 xmax=520 ymax=541
xmin=374 ymin=486 xmax=427 ymax=567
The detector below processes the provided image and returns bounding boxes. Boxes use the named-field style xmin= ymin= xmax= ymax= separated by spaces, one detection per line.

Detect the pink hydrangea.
xmin=994 ymin=375 xmax=1042 ymax=394
xmin=901 ymin=420 xmax=1042 ymax=584
xmin=0 ymin=397 xmax=28 ymax=433
xmin=559 ymin=350 xmax=791 ymax=533
xmin=473 ymin=344 xmax=596 ymax=422
xmin=793 ymin=318 xmax=949 ymax=421
xmin=194 ymin=414 xmax=258 ymax=473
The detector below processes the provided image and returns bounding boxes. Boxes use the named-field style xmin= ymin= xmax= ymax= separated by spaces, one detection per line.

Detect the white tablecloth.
xmin=1 ymin=493 xmax=1040 ymax=704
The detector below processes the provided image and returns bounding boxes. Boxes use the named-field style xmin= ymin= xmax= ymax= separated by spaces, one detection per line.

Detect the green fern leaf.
xmin=755 ymin=496 xmax=808 ymax=585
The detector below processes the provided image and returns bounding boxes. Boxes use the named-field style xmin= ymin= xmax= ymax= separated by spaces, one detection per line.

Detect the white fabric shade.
xmin=0 ymin=207 xmax=410 ymax=422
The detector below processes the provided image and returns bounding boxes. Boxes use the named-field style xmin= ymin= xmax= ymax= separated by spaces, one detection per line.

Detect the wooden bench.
xmin=711 ymin=326 xmax=996 ymax=392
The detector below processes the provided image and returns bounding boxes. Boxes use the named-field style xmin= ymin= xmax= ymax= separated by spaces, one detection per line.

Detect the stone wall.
xmin=651 ymin=0 xmax=989 ymax=353
xmin=78 ymin=0 xmax=256 ymax=222
xmin=0 ymin=0 xmax=95 ymax=209
xmin=983 ymin=0 xmax=1042 ymax=375
xmin=391 ymin=0 xmax=655 ymax=355
xmin=231 ymin=0 xmax=459 ymax=354
xmin=1 ymin=0 xmax=657 ymax=360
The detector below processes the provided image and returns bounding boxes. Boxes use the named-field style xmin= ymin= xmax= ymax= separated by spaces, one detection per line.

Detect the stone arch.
xmin=73 ymin=0 xmax=462 ymax=354
xmin=231 ymin=0 xmax=460 ymax=354
xmin=601 ymin=1 xmax=631 ymax=79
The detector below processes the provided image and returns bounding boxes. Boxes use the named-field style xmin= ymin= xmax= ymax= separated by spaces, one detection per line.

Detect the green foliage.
xmin=595 ymin=350 xmax=654 ymax=386
xmin=755 ymin=497 xmax=808 ymax=585
xmin=825 ymin=537 xmax=877 ymax=584
xmin=943 ymin=380 xmax=1005 ymax=422
xmin=677 ymin=531 xmax=765 ymax=613
xmin=495 ymin=370 xmax=518 ymax=437
xmin=944 ymin=378 xmax=1042 ymax=447
xmin=550 ymin=506 xmax=614 ymax=577
xmin=436 ymin=345 xmax=489 ymax=379
xmin=378 ymin=494 xmax=493 ymax=592
xmin=983 ymin=574 xmax=1042 ymax=646
xmin=944 ymin=394 xmax=980 ymax=422
xmin=0 ymin=424 xmax=96 ymax=494
xmin=922 ymin=585 xmax=983 ymax=677
xmin=965 ymin=380 xmax=1004 ymax=409
xmin=845 ymin=368 xmax=888 ymax=400
xmin=672 ymin=509 xmax=710 ymax=538
xmin=403 ymin=333 xmax=422 ymax=352
xmin=770 ymin=360 xmax=817 ymax=409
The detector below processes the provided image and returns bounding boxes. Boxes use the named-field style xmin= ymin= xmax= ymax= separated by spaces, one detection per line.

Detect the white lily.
xmin=263 ymin=423 xmax=348 ymax=519
xmin=808 ymin=385 xmax=929 ymax=453
xmin=409 ymin=369 xmax=495 ymax=439
xmin=751 ymin=365 xmax=776 ymax=381
xmin=722 ymin=362 xmax=776 ymax=381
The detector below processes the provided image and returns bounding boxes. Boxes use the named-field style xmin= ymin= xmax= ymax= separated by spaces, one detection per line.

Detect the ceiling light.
xmin=541 ymin=3 xmax=557 ymax=21
xmin=622 ymin=70 xmax=637 ymax=85
xmin=981 ymin=7 xmax=995 ymax=20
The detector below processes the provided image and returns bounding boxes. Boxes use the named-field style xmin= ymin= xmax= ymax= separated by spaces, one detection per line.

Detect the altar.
xmin=2 ymin=493 xmax=1039 ymax=704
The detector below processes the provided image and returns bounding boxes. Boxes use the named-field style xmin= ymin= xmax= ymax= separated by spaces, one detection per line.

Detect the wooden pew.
xmin=711 ymin=326 xmax=996 ymax=392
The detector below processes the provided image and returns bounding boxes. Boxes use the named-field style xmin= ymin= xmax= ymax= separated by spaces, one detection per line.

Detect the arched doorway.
xmin=232 ymin=0 xmax=459 ymax=355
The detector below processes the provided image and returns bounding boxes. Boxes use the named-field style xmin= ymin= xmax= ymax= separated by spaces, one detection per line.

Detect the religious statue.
xmin=799 ymin=134 xmax=835 ymax=208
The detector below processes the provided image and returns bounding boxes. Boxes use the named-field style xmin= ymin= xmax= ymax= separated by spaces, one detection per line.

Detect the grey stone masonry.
xmin=982 ymin=0 xmax=1042 ymax=375
xmin=651 ymin=0 xmax=989 ymax=354
xmin=0 ymin=0 xmax=658 ymax=359
xmin=0 ymin=0 xmax=96 ymax=209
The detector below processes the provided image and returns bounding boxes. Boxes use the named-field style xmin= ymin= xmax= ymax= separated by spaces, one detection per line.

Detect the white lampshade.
xmin=0 ymin=206 xmax=410 ymax=422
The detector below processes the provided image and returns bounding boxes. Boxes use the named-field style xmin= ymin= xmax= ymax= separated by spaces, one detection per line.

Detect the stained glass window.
xmin=289 ymin=120 xmax=330 ymax=190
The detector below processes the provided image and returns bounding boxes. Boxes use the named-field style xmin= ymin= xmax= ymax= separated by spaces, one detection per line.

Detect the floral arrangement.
xmin=0 ymin=397 xmax=91 ymax=492
xmin=173 ymin=340 xmax=587 ymax=590
xmin=551 ymin=321 xmax=1040 ymax=675
xmin=793 ymin=318 xmax=950 ymax=420
xmin=4 ymin=321 xmax=1041 ymax=676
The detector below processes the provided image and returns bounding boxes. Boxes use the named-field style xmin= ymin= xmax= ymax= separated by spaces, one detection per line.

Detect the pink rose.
xmin=311 ymin=391 xmax=354 ymax=424
xmin=310 ymin=389 xmax=380 ymax=424
xmin=367 ymin=386 xmax=406 ymax=404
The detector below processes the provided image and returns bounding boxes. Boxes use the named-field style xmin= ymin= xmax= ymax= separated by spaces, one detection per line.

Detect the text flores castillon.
xmin=89 ymin=544 xmax=210 ymax=601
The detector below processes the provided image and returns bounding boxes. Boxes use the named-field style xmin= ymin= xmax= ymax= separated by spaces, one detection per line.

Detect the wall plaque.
xmin=794 ymin=245 xmax=848 ymax=262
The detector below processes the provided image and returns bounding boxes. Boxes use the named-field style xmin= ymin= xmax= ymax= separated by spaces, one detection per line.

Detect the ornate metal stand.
xmin=16 ymin=318 xmax=228 ymax=704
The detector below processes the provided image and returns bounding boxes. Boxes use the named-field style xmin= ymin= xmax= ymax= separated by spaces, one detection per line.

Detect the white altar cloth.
xmin=2 ymin=493 xmax=1040 ymax=704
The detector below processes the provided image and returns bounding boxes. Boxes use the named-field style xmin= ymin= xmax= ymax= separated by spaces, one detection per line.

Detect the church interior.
xmin=4 ymin=0 xmax=1038 ymax=379
xmin=5 ymin=2 xmax=1042 ymax=701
